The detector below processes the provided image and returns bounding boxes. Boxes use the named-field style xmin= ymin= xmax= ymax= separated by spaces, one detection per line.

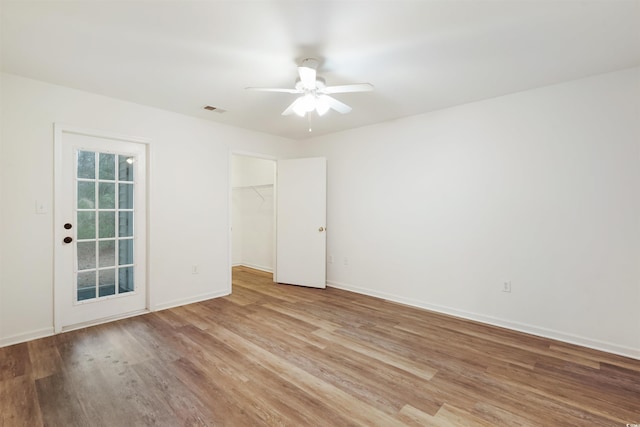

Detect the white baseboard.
xmin=61 ymin=309 xmax=150 ymax=333
xmin=152 ymin=289 xmax=231 ymax=312
xmin=1 ymin=290 xmax=231 ymax=348
xmin=0 ymin=327 xmax=55 ymax=348
xmin=327 ymin=280 xmax=640 ymax=360
xmin=236 ymin=263 xmax=273 ymax=273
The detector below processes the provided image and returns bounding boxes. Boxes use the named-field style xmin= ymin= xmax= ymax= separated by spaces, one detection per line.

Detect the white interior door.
xmin=275 ymin=157 xmax=326 ymax=288
xmin=54 ymin=126 xmax=148 ymax=331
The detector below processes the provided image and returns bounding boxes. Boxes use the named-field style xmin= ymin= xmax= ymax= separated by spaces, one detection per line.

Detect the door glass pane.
xmin=77 ymin=271 xmax=96 ymax=301
xmin=77 ymin=181 xmax=95 ymax=209
xmin=98 ymin=182 xmax=115 ymax=209
xmin=119 ymin=267 xmax=134 ymax=293
xmin=119 ymin=239 xmax=133 ymax=265
xmin=77 ymin=151 xmax=95 ymax=179
xmin=98 ymin=268 xmax=116 ymax=297
xmin=99 ymin=211 xmax=115 ymax=238
xmin=119 ymin=212 xmax=133 ymax=237
xmin=98 ymin=240 xmax=115 ymax=268
xmin=119 ymin=155 xmax=134 ymax=182
xmin=77 ymin=242 xmax=96 ymax=270
xmin=119 ymin=183 xmax=134 ymax=209
xmin=99 ymin=153 xmax=115 ymax=180
xmin=77 ymin=211 xmax=96 ymax=240
xmin=75 ymin=148 xmax=137 ymax=303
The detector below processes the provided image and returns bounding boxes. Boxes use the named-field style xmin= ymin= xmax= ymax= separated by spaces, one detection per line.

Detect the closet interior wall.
xmin=231 ymin=155 xmax=275 ymax=273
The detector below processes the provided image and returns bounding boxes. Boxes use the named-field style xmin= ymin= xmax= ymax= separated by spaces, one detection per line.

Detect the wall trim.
xmin=0 ymin=327 xmax=55 ymax=348
xmin=60 ymin=309 xmax=150 ymax=333
xmin=0 ymin=289 xmax=231 ymax=348
xmin=237 ymin=263 xmax=273 ymax=273
xmin=152 ymin=289 xmax=230 ymax=312
xmin=327 ymin=280 xmax=640 ymax=361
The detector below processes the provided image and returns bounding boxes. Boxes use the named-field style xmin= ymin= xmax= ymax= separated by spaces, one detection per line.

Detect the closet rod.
xmin=231 ymin=184 xmax=273 ymax=189
xmin=232 ymin=184 xmax=273 ymax=202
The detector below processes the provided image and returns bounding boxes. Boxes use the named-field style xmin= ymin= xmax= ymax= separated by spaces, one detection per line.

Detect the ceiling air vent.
xmin=203 ymin=105 xmax=226 ymax=113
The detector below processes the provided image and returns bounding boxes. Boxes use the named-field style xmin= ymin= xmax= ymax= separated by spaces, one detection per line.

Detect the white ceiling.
xmin=2 ymin=1 xmax=639 ymax=140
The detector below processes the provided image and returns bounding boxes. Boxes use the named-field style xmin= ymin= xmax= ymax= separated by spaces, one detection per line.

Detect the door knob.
xmin=318 ymin=227 xmax=325 ymax=232
xmin=63 ymin=237 xmax=73 ymax=244
xmin=64 ymin=223 xmax=73 ymax=229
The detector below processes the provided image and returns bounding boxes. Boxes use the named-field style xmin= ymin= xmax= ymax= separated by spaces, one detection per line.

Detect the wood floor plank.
xmin=312 ymin=328 xmax=438 ymax=381
xmin=34 ymin=370 xmax=92 ymax=427
xmin=202 ymin=306 xmax=417 ymax=417
xmin=262 ymin=301 xmax=343 ymax=332
xmin=204 ymin=323 xmax=408 ymax=426
xmin=0 ymin=343 xmax=31 ymax=381
xmin=1 ymin=266 xmax=638 ymax=426
xmin=399 ymin=403 xmax=497 ymax=427
xmin=0 ymin=375 xmax=43 ymax=426
xmin=169 ymin=356 xmax=263 ymax=426
xmin=485 ymin=362 xmax=640 ymax=423
xmin=121 ymin=313 xmax=187 ymax=364
xmin=27 ymin=336 xmax=63 ymax=380
xmin=181 ymin=324 xmax=355 ymax=426
xmin=129 ymin=359 xmax=214 ymax=426
xmin=433 ymin=362 xmax=625 ymax=426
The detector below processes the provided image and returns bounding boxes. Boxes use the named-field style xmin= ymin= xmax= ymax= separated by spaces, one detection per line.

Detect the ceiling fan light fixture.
xmin=292 ymin=93 xmax=316 ymax=116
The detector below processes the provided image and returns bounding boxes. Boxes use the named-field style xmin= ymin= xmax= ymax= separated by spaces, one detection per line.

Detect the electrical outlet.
xmin=328 ymin=255 xmax=334 ymax=264
xmin=502 ymin=281 xmax=511 ymax=293
xmin=343 ymin=257 xmax=349 ymax=266
xmin=192 ymin=265 xmax=200 ymax=274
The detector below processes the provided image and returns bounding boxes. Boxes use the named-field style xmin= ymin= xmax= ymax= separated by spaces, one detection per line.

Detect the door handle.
xmin=318 ymin=227 xmax=325 ymax=232
xmin=64 ymin=223 xmax=73 ymax=229
xmin=63 ymin=237 xmax=73 ymax=244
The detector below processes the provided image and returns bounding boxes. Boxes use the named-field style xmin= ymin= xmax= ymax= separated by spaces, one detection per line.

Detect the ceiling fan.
xmin=246 ymin=58 xmax=374 ymax=117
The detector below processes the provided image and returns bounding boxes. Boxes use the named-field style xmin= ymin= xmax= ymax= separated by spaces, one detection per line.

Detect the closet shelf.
xmin=232 ymin=184 xmax=273 ymax=202
xmin=232 ymin=184 xmax=273 ymax=189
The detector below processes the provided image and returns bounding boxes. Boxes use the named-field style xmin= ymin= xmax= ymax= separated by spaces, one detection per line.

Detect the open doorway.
xmin=231 ymin=154 xmax=276 ymax=285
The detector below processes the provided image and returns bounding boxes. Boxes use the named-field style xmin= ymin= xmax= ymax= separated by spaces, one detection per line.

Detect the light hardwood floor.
xmin=1 ymin=266 xmax=639 ymax=426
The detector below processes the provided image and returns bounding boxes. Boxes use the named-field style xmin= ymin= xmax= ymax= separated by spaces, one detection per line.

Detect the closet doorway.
xmin=231 ymin=154 xmax=276 ymax=282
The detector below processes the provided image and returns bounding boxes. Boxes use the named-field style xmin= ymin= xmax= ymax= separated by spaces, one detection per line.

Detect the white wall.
xmin=2 ymin=68 xmax=639 ymax=359
xmin=232 ymin=155 xmax=276 ymax=188
xmin=231 ymin=155 xmax=275 ymax=272
xmin=0 ymin=73 xmax=301 ymax=346
xmin=302 ymin=67 xmax=640 ymax=358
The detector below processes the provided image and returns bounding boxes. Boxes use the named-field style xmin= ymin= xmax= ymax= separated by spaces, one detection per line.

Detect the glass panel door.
xmin=55 ymin=125 xmax=147 ymax=332
xmin=76 ymin=151 xmax=136 ymax=303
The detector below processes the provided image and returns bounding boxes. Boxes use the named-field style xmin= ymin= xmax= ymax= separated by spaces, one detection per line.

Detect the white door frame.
xmin=228 ymin=150 xmax=278 ymax=289
xmin=53 ymin=123 xmax=152 ymax=333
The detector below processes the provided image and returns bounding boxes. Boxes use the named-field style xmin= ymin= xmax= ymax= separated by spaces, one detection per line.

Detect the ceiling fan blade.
xmin=324 ymin=95 xmax=352 ymax=114
xmin=298 ymin=58 xmax=318 ymax=89
xmin=245 ymin=87 xmax=301 ymax=94
xmin=282 ymin=97 xmax=305 ymax=116
xmin=320 ymin=83 xmax=374 ymax=94
xmin=298 ymin=67 xmax=316 ymax=89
